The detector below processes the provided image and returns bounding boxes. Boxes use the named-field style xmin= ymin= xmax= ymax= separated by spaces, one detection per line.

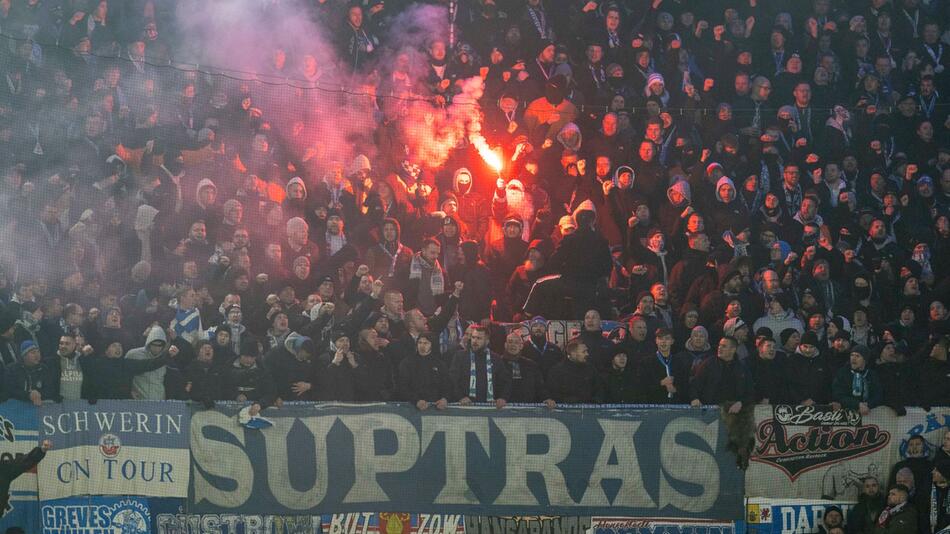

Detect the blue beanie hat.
xmin=19 ymin=340 xmax=38 ymax=358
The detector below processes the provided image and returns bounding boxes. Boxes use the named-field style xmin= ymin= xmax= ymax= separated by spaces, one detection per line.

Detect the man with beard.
xmin=849 ymin=477 xmax=886 ymax=534
xmin=499 ymin=332 xmax=554 ymax=406
xmin=507 ymin=239 xmax=549 ymax=321
xmin=449 ymin=326 xmax=510 ymax=407
xmin=522 ymin=317 xmax=563 ymax=379
xmin=873 ymin=485 xmax=917 ymax=534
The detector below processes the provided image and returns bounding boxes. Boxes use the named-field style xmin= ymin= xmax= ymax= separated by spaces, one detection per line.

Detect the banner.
xmin=744 ymin=499 xmax=855 ymax=534
xmin=324 ymin=513 xmax=466 ymax=534
xmin=464 ymin=516 xmax=592 ymax=534
xmin=38 ymin=400 xmax=190 ymax=500
xmin=150 ymin=505 xmax=467 ymax=534
xmin=41 ymin=496 xmax=151 ymax=534
xmin=745 ymin=405 xmax=950 ymax=499
xmin=588 ymin=517 xmax=737 ymax=534
xmin=190 ymin=404 xmax=744 ymax=517
xmin=492 ymin=321 xmax=624 ymax=349
xmin=0 ymin=400 xmax=40 ymax=533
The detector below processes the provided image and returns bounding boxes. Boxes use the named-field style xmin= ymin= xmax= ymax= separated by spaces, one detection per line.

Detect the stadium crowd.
xmin=0 ymin=0 xmax=949 ymax=481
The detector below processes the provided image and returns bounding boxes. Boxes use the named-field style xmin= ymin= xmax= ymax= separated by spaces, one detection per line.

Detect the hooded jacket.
xmin=555 ymin=122 xmax=582 ymax=152
xmin=708 ymin=176 xmax=748 ymax=240
xmin=452 ymin=167 xmax=489 ymax=239
xmin=125 ymin=325 xmax=169 ymax=400
xmin=655 ymin=178 xmax=691 ymax=238
xmin=605 ymin=165 xmax=647 ymax=245
xmin=282 ymin=176 xmax=309 ymax=220
xmin=265 ymin=331 xmax=319 ymax=401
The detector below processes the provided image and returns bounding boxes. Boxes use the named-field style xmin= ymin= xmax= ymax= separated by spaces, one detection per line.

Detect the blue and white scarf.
xmin=656 ymin=352 xmax=673 ymax=399
xmin=851 ymin=369 xmax=868 ymax=399
xmin=469 ymin=350 xmax=493 ymax=401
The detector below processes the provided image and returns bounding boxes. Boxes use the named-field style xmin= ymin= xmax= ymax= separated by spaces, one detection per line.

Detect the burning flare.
xmin=471 ymin=134 xmax=503 ymax=173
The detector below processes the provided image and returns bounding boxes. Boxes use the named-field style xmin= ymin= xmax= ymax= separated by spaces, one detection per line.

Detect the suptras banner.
xmin=189 ymin=403 xmax=744 ymax=518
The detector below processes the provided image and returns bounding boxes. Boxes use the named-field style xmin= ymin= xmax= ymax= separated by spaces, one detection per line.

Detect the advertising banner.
xmin=0 ymin=400 xmax=41 ymax=533
xmin=150 ymin=504 xmax=467 ymax=534
xmin=744 ymin=499 xmax=855 ymax=534
xmin=746 ymin=405 xmax=950 ymax=500
xmin=38 ymin=400 xmax=190 ymax=499
xmin=588 ymin=517 xmax=737 ymax=534
xmin=41 ymin=496 xmax=151 ymax=534
xmin=746 ymin=404 xmax=894 ymax=499
xmin=190 ymin=403 xmax=744 ymax=517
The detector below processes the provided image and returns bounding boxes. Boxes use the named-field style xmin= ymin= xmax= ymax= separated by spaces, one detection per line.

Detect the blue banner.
xmin=745 ymin=500 xmax=855 ymax=534
xmin=0 ymin=401 xmax=40 ymax=533
xmin=189 ymin=404 xmax=744 ymax=518
xmin=41 ymin=496 xmax=151 ymax=533
xmin=38 ymin=400 xmax=191 ymax=499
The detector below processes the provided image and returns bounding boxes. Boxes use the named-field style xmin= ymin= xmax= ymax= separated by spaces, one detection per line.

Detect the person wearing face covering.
xmin=523 ymin=75 xmax=577 ymax=149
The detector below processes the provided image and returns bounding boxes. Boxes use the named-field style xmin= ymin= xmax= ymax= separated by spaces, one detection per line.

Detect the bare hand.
xmin=859 ymin=402 xmax=870 ymax=416
xmin=544 ymin=399 xmax=556 ymax=409
xmin=371 ymin=279 xmax=385 ymax=298
xmin=690 ymin=399 xmax=701 ymax=407
xmin=416 ymin=399 xmax=430 ymax=411
xmin=41 ymin=439 xmax=53 ymax=452
xmin=435 ymin=398 xmax=448 ymax=410
xmin=168 ymin=345 xmax=179 ymax=358
xmin=495 ymin=398 xmax=507 ymax=409
xmin=459 ymin=397 xmax=472 ymax=406
xmin=728 ymin=401 xmax=743 ymax=414
xmin=356 ymin=264 xmax=370 ymax=278
xmin=291 ymin=382 xmax=312 ymax=396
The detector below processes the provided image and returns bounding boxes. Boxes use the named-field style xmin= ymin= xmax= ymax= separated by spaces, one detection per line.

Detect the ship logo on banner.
xmin=41 ymin=497 xmax=150 ymax=534
xmin=752 ymin=405 xmax=890 ymax=480
xmin=99 ymin=433 xmax=121 ymax=458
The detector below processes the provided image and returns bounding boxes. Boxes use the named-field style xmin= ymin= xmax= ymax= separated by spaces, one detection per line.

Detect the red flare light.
xmin=471 ymin=135 xmax=502 ymax=174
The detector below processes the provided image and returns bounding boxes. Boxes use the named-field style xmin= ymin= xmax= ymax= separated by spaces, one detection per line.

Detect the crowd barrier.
xmin=0 ymin=400 xmax=946 ymax=533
